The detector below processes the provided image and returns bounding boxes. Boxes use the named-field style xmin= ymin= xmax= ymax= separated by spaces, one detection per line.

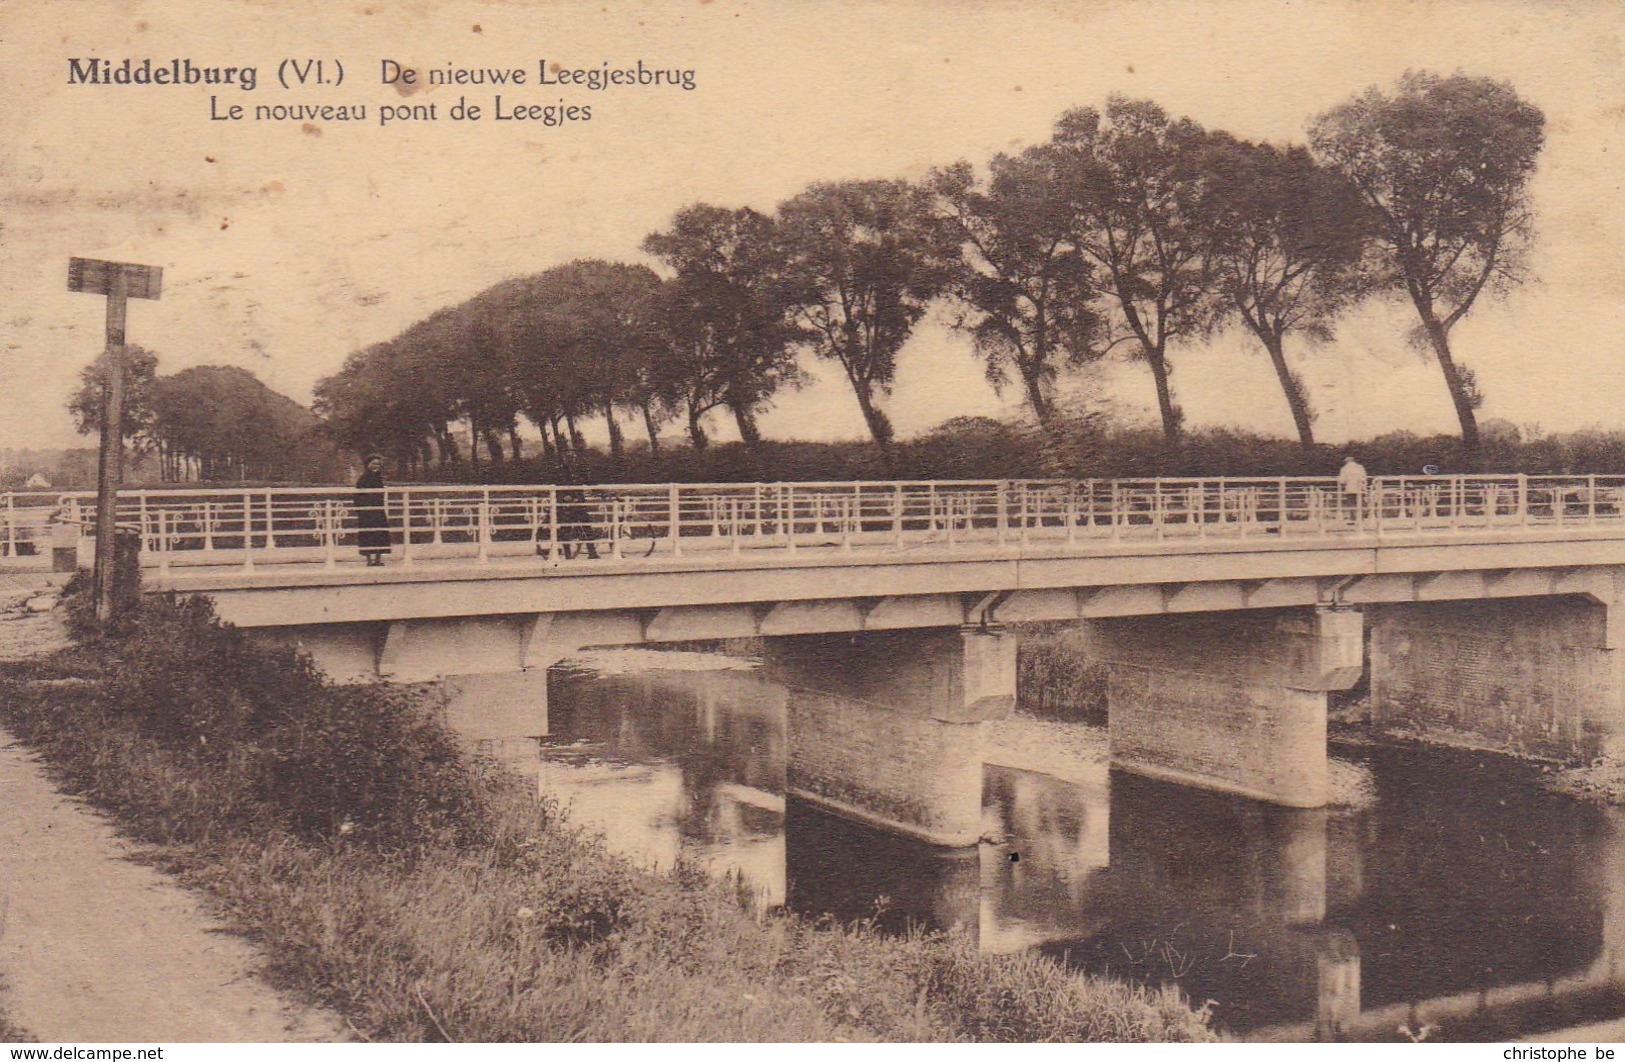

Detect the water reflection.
xmin=503 ymin=652 xmax=1625 ymax=1041
xmin=538 ymin=662 xmax=786 ymax=906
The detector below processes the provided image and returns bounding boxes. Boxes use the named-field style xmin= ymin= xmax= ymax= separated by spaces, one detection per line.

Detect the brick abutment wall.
xmin=1368 ymin=596 xmax=1620 ymax=764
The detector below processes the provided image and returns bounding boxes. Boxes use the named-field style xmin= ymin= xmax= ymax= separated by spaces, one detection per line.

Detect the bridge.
xmin=8 ymin=474 xmax=1625 ymax=844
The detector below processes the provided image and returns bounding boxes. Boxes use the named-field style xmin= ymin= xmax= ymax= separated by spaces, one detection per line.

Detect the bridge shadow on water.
xmin=502 ymin=657 xmax=1625 ymax=1042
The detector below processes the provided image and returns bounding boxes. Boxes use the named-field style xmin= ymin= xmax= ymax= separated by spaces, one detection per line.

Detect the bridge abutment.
xmin=1369 ymin=595 xmax=1624 ymax=763
xmin=765 ymin=628 xmax=1016 ymax=847
xmin=1089 ymin=607 xmax=1363 ymax=808
xmin=252 ymin=615 xmax=589 ymax=740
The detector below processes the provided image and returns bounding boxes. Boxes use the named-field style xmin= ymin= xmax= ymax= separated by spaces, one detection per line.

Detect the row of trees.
xmin=69 ymin=349 xmax=333 ymax=482
xmin=311 ymin=70 xmax=1545 ymax=467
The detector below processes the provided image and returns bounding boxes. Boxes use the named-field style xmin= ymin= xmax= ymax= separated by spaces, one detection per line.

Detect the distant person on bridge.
xmin=1338 ymin=455 xmax=1368 ymax=524
xmin=354 ymin=454 xmax=392 ymax=566
xmin=556 ymin=456 xmax=600 ymax=560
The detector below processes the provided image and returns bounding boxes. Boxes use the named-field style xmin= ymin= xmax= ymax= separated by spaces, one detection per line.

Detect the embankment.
xmin=0 ymin=588 xmax=1213 ymax=1043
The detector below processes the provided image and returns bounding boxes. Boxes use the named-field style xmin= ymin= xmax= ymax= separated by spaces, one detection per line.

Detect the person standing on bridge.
xmin=1338 ymin=454 xmax=1368 ymax=525
xmin=354 ymin=454 xmax=392 ymax=566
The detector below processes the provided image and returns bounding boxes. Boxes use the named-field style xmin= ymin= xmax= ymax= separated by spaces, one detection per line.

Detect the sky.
xmin=2 ymin=0 xmax=1623 ymax=456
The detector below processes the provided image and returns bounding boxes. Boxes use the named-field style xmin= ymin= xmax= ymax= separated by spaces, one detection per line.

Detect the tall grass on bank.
xmin=0 ymin=590 xmax=1212 ymax=1042
xmin=1019 ymin=626 xmax=1109 ymax=724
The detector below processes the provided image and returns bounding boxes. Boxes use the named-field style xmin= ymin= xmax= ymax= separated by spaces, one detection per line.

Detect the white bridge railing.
xmin=4 ymin=474 xmax=1624 ymax=574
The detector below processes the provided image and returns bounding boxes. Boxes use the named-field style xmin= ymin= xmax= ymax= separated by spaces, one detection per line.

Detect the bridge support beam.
xmin=1089 ymin=607 xmax=1363 ymax=808
xmin=252 ymin=616 xmax=585 ymax=740
xmin=1369 ymin=595 xmax=1623 ymax=763
xmin=765 ymin=627 xmax=1016 ymax=847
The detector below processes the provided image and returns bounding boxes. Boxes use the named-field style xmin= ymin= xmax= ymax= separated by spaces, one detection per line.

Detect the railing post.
xmin=894 ymin=482 xmax=904 ymax=549
xmin=1519 ymin=474 xmax=1529 ymax=528
xmin=1278 ymin=478 xmax=1288 ymax=535
xmin=1066 ymin=481 xmax=1078 ymax=545
xmin=3 ymin=495 xmax=13 ymax=557
xmin=1589 ymin=474 xmax=1598 ymax=523
xmin=669 ymin=484 xmax=683 ymax=557
xmin=401 ymin=492 xmax=414 ymax=568
xmin=241 ymin=493 xmax=255 ymax=572
xmin=1153 ymin=481 xmax=1165 ymax=540
xmin=784 ymin=484 xmax=798 ymax=553
xmin=1111 ymin=482 xmax=1122 ymax=541
xmin=539 ymin=490 xmax=553 ymax=561
xmin=157 ymin=510 xmax=170 ymax=575
xmin=324 ymin=500 xmax=337 ymax=569
xmin=264 ymin=491 xmax=276 ymax=550
xmin=841 ymin=484 xmax=856 ymax=552
xmin=1018 ymin=483 xmax=1030 ymax=545
xmin=478 ymin=489 xmax=491 ymax=563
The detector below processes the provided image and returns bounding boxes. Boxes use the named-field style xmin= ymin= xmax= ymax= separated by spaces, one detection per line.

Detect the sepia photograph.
xmin=1 ymin=0 xmax=1623 ymax=1046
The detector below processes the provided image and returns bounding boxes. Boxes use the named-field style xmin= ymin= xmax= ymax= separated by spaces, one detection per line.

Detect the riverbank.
xmin=0 ymin=588 xmax=1213 ymax=1043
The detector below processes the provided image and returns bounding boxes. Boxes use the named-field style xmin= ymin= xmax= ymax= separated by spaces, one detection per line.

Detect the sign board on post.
xmin=68 ymin=257 xmax=162 ymax=623
xmin=67 ymin=258 xmax=162 ymax=301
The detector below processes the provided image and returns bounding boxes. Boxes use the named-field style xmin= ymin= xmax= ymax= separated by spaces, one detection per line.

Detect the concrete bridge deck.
xmin=7 ymin=475 xmax=1624 ymax=629
xmin=10 ymin=475 xmax=1625 ymax=825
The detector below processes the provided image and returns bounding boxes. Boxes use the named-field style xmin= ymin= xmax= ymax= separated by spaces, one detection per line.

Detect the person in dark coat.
xmin=556 ymin=456 xmax=600 ymax=560
xmin=354 ymin=454 xmax=392 ymax=565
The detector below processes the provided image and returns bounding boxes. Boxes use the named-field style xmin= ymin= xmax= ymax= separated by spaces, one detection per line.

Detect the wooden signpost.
xmin=68 ymin=257 xmax=162 ymax=622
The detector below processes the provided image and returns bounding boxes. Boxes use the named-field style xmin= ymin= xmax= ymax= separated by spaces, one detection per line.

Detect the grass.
xmin=1018 ymin=625 xmax=1109 ymax=724
xmin=0 ymin=588 xmax=1213 ymax=1042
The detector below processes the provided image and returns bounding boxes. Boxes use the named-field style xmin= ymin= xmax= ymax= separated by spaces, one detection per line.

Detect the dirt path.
xmin=0 ymin=580 xmax=346 ymax=1042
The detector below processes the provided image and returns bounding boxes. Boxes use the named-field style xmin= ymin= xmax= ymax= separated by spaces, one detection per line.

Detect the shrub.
xmin=56 ymin=581 xmax=492 ymax=852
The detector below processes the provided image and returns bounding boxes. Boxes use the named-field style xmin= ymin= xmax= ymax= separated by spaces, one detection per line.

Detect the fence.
xmin=5 ymin=474 xmax=1622 ymax=574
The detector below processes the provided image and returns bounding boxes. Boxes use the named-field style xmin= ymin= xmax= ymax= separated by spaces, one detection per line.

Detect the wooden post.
xmin=69 ymin=258 xmax=161 ymax=623
xmin=91 ymin=271 xmax=128 ymax=620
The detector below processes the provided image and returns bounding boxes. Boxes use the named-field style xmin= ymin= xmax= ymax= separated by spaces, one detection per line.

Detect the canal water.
xmin=490 ymin=648 xmax=1625 ymax=1042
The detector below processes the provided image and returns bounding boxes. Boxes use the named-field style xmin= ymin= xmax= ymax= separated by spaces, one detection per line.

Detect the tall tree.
xmin=571 ymin=261 xmax=664 ymax=460
xmin=67 ymin=344 xmax=160 ymax=452
xmin=312 ymin=343 xmax=449 ymax=473
xmin=498 ymin=261 xmax=663 ymax=461
xmin=150 ymin=366 xmax=319 ymax=481
xmin=1199 ymin=136 xmax=1369 ymax=448
xmin=1310 ymin=71 xmax=1545 ymax=452
xmin=643 ymin=204 xmax=806 ymax=449
xmin=773 ymin=179 xmax=956 ymax=446
xmin=1048 ymin=98 xmax=1226 ymax=442
xmin=932 ymin=154 xmax=1103 ymax=428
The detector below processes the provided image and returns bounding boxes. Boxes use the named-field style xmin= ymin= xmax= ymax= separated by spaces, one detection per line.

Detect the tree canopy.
xmin=1311 ymin=71 xmax=1545 ymax=452
xmin=303 ymin=71 xmax=1548 ymax=469
xmin=1199 ymin=136 xmax=1369 ymax=447
xmin=643 ymin=205 xmax=806 ymax=449
xmin=931 ymin=152 xmax=1103 ymax=427
xmin=773 ymin=179 xmax=957 ymax=446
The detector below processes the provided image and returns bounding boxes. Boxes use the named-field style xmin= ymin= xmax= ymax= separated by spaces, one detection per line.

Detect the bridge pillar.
xmin=1089 ymin=607 xmax=1363 ymax=808
xmin=1369 ymin=596 xmax=1623 ymax=764
xmin=764 ymin=627 xmax=1016 ymax=847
